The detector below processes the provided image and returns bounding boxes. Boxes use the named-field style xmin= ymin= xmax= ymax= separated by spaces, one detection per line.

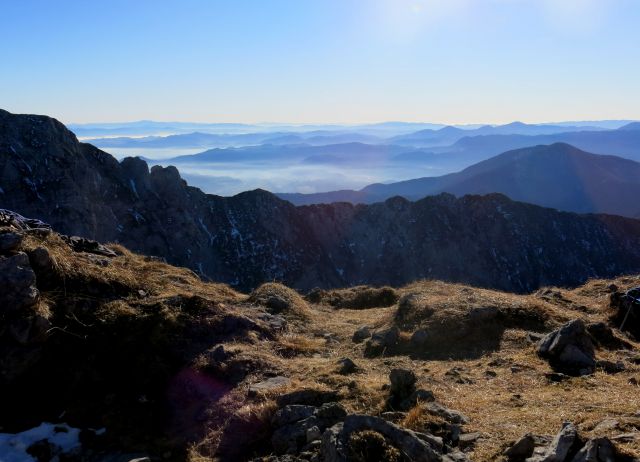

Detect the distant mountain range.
xmin=4 ymin=109 xmax=640 ymax=293
xmin=279 ymin=143 xmax=640 ymax=218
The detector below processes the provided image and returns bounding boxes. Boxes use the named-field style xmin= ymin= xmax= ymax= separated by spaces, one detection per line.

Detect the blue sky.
xmin=1 ymin=0 xmax=639 ymax=124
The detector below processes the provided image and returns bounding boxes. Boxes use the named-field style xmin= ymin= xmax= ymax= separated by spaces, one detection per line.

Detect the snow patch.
xmin=0 ymin=423 xmax=82 ymax=462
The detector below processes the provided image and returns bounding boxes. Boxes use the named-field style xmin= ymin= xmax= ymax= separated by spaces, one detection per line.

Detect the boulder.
xmin=352 ymin=326 xmax=371 ymax=343
xmin=537 ymin=320 xmax=596 ymax=375
xmin=337 ymin=357 xmax=358 ymax=375
xmin=272 ymin=405 xmax=316 ymax=427
xmin=364 ymin=326 xmax=399 ymax=357
xmin=505 ymin=433 xmax=535 ymax=461
xmin=0 ymin=231 xmax=23 ymax=253
xmin=527 ymin=422 xmax=581 ymax=462
xmin=0 ymin=252 xmax=39 ymax=312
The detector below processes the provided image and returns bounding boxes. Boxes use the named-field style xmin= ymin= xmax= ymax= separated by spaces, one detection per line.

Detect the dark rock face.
xmin=4 ymin=109 xmax=640 ymax=292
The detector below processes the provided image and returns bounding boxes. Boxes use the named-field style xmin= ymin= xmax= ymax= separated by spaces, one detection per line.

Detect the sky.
xmin=1 ymin=0 xmax=640 ymax=125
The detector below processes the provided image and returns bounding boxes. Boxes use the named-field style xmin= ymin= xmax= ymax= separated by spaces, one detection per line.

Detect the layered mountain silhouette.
xmin=279 ymin=143 xmax=640 ymax=218
xmin=3 ymin=109 xmax=640 ymax=292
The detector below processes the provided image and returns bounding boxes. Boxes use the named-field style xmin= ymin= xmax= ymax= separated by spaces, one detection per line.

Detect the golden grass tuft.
xmin=307 ymin=285 xmax=400 ymax=309
xmin=247 ymin=282 xmax=311 ymax=319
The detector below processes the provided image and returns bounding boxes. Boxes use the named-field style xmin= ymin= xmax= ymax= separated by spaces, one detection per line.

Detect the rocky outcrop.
xmin=504 ymin=422 xmax=636 ymax=462
xmin=3 ymin=109 xmax=640 ymax=292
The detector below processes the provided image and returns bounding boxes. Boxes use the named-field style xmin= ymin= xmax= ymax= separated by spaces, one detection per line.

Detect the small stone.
xmin=458 ymin=432 xmax=481 ymax=449
xmin=337 ymin=357 xmax=358 ymax=375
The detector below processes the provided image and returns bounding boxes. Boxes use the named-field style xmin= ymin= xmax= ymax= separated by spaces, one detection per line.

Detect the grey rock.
xmin=272 ymin=405 xmax=316 ymax=427
xmin=364 ymin=326 xmax=399 ymax=357
xmin=458 ymin=432 xmax=481 ymax=449
xmin=342 ymin=414 xmax=442 ymax=461
xmin=424 ymin=402 xmax=469 ymax=425
xmin=352 ymin=326 xmax=371 ymax=343
xmin=569 ymin=437 xmax=616 ymax=462
xmin=272 ymin=416 xmax=320 ymax=454
xmin=527 ymin=422 xmax=580 ymax=462
xmin=337 ymin=357 xmax=358 ymax=375
xmin=306 ymin=426 xmax=322 ymax=443
xmin=314 ymin=402 xmax=347 ymax=426
xmin=248 ymin=376 xmax=291 ymax=396
xmin=505 ymin=433 xmax=535 ymax=461
xmin=538 ymin=320 xmax=596 ymax=375
xmin=0 ymin=252 xmax=39 ymax=312
xmin=321 ymin=423 xmax=345 ymax=462
xmin=0 ymin=231 xmax=23 ymax=253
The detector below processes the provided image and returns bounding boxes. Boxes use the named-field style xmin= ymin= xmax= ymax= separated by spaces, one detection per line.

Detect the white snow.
xmin=129 ymin=179 xmax=139 ymax=198
xmin=0 ymin=422 xmax=82 ymax=462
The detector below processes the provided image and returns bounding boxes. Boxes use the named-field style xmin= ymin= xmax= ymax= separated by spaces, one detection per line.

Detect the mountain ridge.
xmin=3 ymin=109 xmax=640 ymax=293
xmin=279 ymin=143 xmax=640 ymax=218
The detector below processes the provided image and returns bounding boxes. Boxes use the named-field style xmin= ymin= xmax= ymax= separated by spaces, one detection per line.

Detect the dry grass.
xmin=21 ymin=232 xmax=241 ymax=303
xmin=307 ymin=285 xmax=399 ymax=309
xmin=12 ymin=228 xmax=640 ymax=461
xmin=247 ymin=282 xmax=311 ymax=319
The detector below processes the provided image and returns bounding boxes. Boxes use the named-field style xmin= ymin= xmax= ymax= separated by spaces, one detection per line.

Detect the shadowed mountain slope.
xmin=280 ymin=143 xmax=640 ymax=218
xmin=3 ymin=109 xmax=640 ymax=293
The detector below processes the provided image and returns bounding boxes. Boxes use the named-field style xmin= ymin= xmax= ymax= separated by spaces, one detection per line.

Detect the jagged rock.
xmin=537 ymin=320 xmax=596 ymax=375
xmin=458 ymin=432 xmax=481 ymax=449
xmin=321 ymin=423 xmax=345 ymax=462
xmin=423 ymin=402 xmax=469 ymax=425
xmin=352 ymin=326 xmax=371 ymax=343
xmin=527 ymin=422 xmax=581 ymax=462
xmin=570 ymin=437 xmax=617 ymax=462
xmin=0 ymin=231 xmax=23 ymax=253
xmin=273 ymin=405 xmax=316 ymax=427
xmin=62 ymin=235 xmax=117 ymax=257
xmin=337 ymin=357 xmax=358 ymax=375
xmin=0 ymin=209 xmax=51 ymax=231
xmin=314 ymin=402 xmax=347 ymax=427
xmin=0 ymin=252 xmax=39 ymax=311
xmin=364 ymin=326 xmax=399 ymax=357
xmin=306 ymin=426 xmax=322 ymax=443
xmin=320 ymin=413 xmax=453 ymax=462
xmin=505 ymin=433 xmax=536 ymax=461
xmin=272 ymin=416 xmax=321 ymax=454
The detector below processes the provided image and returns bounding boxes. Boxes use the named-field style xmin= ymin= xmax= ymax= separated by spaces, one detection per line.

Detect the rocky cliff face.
xmin=3 ymin=109 xmax=640 ymax=293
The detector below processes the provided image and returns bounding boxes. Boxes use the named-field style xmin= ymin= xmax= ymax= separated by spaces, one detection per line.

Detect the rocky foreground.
xmin=2 ymin=209 xmax=640 ymax=461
